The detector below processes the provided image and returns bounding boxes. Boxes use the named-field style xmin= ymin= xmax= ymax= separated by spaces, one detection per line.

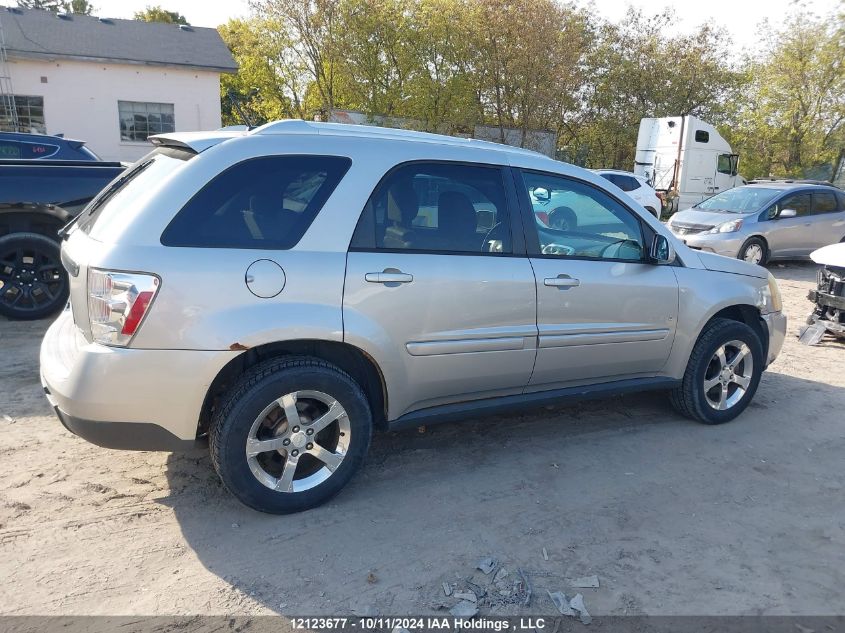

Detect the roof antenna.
xmin=226 ymin=88 xmax=257 ymax=129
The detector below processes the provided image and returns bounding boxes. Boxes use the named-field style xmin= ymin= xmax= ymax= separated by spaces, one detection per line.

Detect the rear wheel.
xmin=0 ymin=233 xmax=68 ymax=320
xmin=644 ymin=206 xmax=660 ymax=219
xmin=670 ymin=318 xmax=764 ymax=425
xmin=210 ymin=356 xmax=372 ymax=513
xmin=738 ymin=237 xmax=768 ymax=266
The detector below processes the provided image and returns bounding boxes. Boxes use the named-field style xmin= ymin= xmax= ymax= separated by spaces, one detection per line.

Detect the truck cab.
xmin=634 ymin=116 xmax=742 ymax=212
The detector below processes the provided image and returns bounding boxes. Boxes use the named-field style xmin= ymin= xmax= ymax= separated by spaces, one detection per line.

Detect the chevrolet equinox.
xmin=40 ymin=121 xmax=787 ymax=513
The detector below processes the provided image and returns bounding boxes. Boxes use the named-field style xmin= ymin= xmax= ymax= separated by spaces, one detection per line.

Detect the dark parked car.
xmin=0 ymin=131 xmax=101 ymax=161
xmin=0 ymin=159 xmax=124 ymax=319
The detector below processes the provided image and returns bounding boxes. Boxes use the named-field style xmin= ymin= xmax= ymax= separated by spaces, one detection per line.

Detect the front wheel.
xmin=0 ymin=232 xmax=69 ymax=320
xmin=738 ymin=237 xmax=768 ymax=266
xmin=210 ymin=357 xmax=373 ymax=513
xmin=670 ymin=318 xmax=764 ymax=425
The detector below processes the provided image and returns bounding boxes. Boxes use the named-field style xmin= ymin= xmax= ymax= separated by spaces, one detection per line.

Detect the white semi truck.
xmin=634 ymin=116 xmax=744 ymax=212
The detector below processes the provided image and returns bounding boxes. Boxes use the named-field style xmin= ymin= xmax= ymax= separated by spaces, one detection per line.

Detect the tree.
xmin=219 ymin=17 xmax=307 ymax=125
xmin=466 ymin=0 xmax=591 ymax=147
xmin=16 ymin=0 xmax=66 ymax=10
xmin=251 ymin=0 xmax=343 ymax=118
xmin=64 ymin=0 xmax=95 ymax=14
xmin=572 ymin=8 xmax=741 ymax=168
xmin=727 ymin=12 xmax=845 ymax=178
xmin=133 ymin=5 xmax=189 ymax=25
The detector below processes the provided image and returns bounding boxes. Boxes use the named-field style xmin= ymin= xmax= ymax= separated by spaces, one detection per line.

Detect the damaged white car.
xmin=799 ymin=243 xmax=845 ymax=345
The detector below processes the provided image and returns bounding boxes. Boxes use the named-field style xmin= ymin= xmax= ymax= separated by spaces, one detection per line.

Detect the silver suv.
xmin=41 ymin=121 xmax=787 ymax=513
xmin=667 ymin=181 xmax=845 ymax=265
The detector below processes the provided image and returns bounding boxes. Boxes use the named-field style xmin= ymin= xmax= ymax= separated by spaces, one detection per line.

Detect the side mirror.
xmin=532 ymin=187 xmax=551 ymax=202
xmin=779 ymin=208 xmax=798 ymax=218
xmin=650 ymin=234 xmax=675 ymax=264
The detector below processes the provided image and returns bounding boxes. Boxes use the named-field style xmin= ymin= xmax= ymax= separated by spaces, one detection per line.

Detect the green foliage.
xmin=133 ymin=5 xmax=189 ymax=25
xmin=64 ymin=0 xmax=95 ymax=14
xmin=573 ymin=7 xmax=742 ymax=168
xmin=725 ymin=12 xmax=845 ymax=179
xmin=16 ymin=0 xmax=66 ymax=10
xmin=16 ymin=0 xmax=95 ymax=15
xmin=225 ymin=0 xmax=843 ymax=178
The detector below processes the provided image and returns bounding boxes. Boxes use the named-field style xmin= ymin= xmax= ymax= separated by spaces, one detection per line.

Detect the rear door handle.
xmin=365 ymin=271 xmax=414 ymax=284
xmin=544 ymin=275 xmax=580 ymax=288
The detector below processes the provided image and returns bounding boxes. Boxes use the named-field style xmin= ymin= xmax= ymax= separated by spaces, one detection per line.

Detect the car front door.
xmin=343 ymin=161 xmax=538 ymax=420
xmin=515 ymin=169 xmax=679 ymax=389
xmin=760 ymin=192 xmax=813 ymax=257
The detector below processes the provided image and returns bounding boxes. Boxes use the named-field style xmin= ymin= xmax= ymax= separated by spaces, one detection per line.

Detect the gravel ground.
xmin=0 ymin=261 xmax=843 ymax=617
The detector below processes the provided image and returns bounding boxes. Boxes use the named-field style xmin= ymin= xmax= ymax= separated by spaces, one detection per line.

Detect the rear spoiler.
xmin=149 ymin=130 xmax=246 ymax=153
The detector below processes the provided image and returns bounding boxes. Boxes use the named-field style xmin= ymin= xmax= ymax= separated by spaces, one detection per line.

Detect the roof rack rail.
xmin=747 ymin=178 xmax=839 ymax=188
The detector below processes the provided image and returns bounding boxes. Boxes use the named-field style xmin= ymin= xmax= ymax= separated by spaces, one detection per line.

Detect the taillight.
xmin=88 ymin=269 xmax=160 ymax=346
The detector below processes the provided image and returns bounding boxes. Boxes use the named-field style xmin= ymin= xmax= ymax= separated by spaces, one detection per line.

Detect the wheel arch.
xmin=702 ymin=304 xmax=768 ymax=361
xmin=740 ymin=234 xmax=769 ymax=258
xmin=0 ymin=206 xmax=71 ymax=240
xmin=197 ymin=339 xmax=388 ymax=438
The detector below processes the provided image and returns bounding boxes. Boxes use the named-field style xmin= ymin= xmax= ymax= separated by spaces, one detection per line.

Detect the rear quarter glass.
xmin=160 ymin=155 xmax=351 ymax=250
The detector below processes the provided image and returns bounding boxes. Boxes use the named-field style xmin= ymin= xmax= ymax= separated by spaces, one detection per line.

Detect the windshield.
xmin=695 ymin=187 xmax=780 ymax=213
xmin=76 ymin=147 xmax=194 ymax=239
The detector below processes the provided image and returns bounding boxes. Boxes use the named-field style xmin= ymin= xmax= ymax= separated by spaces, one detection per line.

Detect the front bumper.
xmin=670 ymin=230 xmax=744 ymax=258
xmin=763 ymin=311 xmax=787 ymax=367
xmin=40 ymin=310 xmax=239 ymax=451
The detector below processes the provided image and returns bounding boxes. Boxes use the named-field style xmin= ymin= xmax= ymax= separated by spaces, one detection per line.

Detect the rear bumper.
xmin=40 ymin=310 xmax=239 ymax=451
xmin=50 ymin=405 xmax=195 ymax=451
xmin=763 ymin=311 xmax=787 ymax=367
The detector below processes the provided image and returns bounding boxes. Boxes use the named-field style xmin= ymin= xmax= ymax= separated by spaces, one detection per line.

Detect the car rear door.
xmin=514 ymin=168 xmax=678 ymax=388
xmin=809 ymin=190 xmax=845 ymax=250
xmin=343 ymin=161 xmax=538 ymax=420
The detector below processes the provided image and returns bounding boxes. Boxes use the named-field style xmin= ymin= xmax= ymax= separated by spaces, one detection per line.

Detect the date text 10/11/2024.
xmin=290 ymin=617 xmax=547 ymax=631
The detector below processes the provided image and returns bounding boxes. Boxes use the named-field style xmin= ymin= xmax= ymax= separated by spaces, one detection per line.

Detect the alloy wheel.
xmin=245 ymin=390 xmax=351 ymax=493
xmin=0 ymin=245 xmax=64 ymax=315
xmin=703 ymin=340 xmax=755 ymax=410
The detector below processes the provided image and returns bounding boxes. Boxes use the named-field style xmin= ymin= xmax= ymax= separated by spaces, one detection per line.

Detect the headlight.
xmin=757 ymin=273 xmax=783 ymax=314
xmin=706 ymin=219 xmax=743 ymax=234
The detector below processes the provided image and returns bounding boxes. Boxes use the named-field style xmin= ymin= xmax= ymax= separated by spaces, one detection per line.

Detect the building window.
xmin=0 ymin=95 xmax=46 ymax=134
xmin=118 ymin=101 xmax=175 ymax=142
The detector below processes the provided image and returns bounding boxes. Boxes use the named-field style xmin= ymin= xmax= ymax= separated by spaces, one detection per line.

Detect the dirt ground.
xmin=0 ymin=261 xmax=843 ymax=617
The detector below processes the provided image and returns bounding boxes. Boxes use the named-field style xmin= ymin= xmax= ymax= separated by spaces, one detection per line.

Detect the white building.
xmin=0 ymin=6 xmax=237 ymax=162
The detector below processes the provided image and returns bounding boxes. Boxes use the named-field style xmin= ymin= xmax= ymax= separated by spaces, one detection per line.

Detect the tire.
xmin=0 ymin=232 xmax=69 ymax=320
xmin=209 ymin=356 xmax=372 ymax=514
xmin=645 ymin=206 xmax=660 ymax=220
xmin=670 ymin=318 xmax=764 ymax=425
xmin=738 ymin=237 xmax=768 ymax=266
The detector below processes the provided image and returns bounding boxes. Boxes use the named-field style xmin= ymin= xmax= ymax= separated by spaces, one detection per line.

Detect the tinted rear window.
xmin=814 ymin=191 xmax=838 ymax=213
xmin=161 ymin=155 xmax=351 ymax=249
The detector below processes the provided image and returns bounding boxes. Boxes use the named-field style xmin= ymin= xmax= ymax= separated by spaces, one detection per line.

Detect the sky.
xmin=90 ymin=0 xmax=840 ymax=53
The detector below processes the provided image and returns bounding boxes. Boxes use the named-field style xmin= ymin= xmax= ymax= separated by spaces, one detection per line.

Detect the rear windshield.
xmin=77 ymin=147 xmax=195 ymax=238
xmin=695 ymin=187 xmax=780 ymax=213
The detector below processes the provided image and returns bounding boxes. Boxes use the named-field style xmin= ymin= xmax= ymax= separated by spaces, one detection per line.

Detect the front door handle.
xmin=544 ymin=274 xmax=580 ymax=288
xmin=365 ymin=271 xmax=414 ymax=284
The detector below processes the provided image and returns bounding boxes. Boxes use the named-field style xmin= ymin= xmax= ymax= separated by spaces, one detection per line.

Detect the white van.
xmin=634 ymin=116 xmax=743 ymax=212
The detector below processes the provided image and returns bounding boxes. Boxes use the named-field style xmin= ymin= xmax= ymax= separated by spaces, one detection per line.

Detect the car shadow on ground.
xmin=161 ymin=369 xmax=845 ymax=616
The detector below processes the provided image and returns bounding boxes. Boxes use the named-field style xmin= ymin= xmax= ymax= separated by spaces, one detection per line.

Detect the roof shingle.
xmin=1 ymin=6 xmax=237 ymax=72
